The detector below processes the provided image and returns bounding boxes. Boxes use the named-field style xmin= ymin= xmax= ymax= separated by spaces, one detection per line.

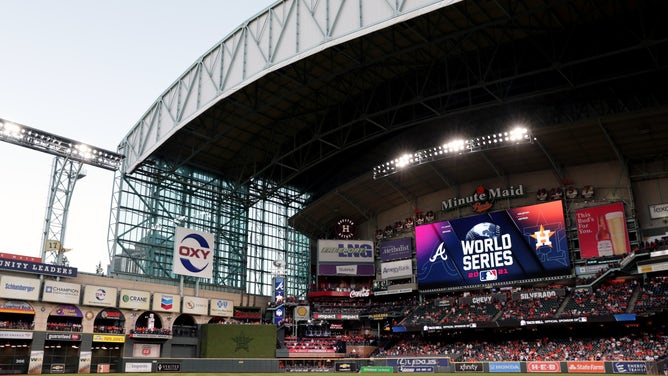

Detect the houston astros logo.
xmin=530 ymin=224 xmax=555 ymax=249
xmin=336 ymin=218 xmax=356 ymax=239
xmin=178 ymin=233 xmax=212 ymax=273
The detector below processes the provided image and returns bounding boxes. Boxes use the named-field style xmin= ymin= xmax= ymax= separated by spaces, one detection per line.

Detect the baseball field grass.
xmin=38 ymin=373 xmax=611 ymax=376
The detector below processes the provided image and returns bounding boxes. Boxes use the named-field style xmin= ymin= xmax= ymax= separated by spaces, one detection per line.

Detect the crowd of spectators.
xmin=498 ymin=293 xmax=563 ymax=320
xmin=284 ymin=333 xmax=375 ymax=354
xmin=376 ymin=330 xmax=667 ymax=361
xmin=284 ymin=337 xmax=341 ymax=353
xmin=399 ymin=294 xmax=501 ymax=327
xmin=46 ymin=321 xmax=82 ymax=332
xmin=396 ymin=278 xmax=647 ymax=327
xmin=634 ymin=276 xmax=668 ymax=314
xmin=638 ymin=238 xmax=668 ymax=252
xmin=130 ymin=327 xmax=171 ymax=335
xmin=93 ymin=324 xmax=124 ymax=334
xmin=561 ymin=279 xmax=636 ymax=318
xmin=0 ymin=320 xmax=33 ymax=329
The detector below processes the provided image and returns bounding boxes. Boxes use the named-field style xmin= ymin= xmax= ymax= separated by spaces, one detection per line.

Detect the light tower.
xmin=0 ymin=118 xmax=123 ymax=265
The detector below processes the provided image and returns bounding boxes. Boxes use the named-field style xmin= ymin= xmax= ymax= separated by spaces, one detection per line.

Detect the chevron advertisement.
xmin=416 ymin=200 xmax=570 ymax=289
xmin=151 ymin=293 xmax=180 ymax=313
xmin=173 ymin=226 xmax=214 ymax=279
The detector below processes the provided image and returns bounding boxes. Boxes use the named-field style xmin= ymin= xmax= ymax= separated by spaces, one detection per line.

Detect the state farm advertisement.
xmin=416 ymin=200 xmax=571 ymax=289
xmin=575 ymin=202 xmax=630 ymax=259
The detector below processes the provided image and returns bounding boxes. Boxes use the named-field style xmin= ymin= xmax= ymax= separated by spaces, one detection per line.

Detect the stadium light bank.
xmin=372 ymin=127 xmax=533 ymax=179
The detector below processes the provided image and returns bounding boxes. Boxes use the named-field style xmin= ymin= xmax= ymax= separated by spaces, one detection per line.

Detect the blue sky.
xmin=0 ymin=0 xmax=274 ymax=273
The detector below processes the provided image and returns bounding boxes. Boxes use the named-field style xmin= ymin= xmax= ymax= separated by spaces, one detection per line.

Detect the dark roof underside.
xmin=145 ymin=0 xmax=668 ymax=239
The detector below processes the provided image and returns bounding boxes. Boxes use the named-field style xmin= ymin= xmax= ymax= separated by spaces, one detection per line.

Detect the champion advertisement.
xmin=173 ymin=227 xmax=214 ymax=279
xmin=416 ymin=200 xmax=570 ymax=290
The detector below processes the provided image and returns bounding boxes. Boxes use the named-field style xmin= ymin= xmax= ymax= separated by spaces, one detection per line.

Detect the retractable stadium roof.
xmin=120 ymin=0 xmax=668 ymax=239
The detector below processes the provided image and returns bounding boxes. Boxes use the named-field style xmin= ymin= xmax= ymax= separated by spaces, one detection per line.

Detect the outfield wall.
xmin=118 ymin=357 xmax=661 ymax=374
xmin=200 ymin=324 xmax=276 ymax=358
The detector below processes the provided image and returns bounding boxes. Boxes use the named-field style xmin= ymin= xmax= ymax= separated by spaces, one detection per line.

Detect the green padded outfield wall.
xmin=200 ymin=324 xmax=277 ymax=358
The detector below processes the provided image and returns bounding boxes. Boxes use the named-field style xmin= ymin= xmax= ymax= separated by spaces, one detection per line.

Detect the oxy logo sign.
xmin=173 ymin=227 xmax=214 ymax=279
xmin=95 ymin=288 xmax=106 ymax=301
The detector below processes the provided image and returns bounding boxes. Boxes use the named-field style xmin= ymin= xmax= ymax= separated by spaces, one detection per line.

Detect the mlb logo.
xmin=479 ymin=270 xmax=497 ymax=282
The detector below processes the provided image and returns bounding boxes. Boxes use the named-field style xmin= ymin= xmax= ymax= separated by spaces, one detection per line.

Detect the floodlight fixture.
xmin=0 ymin=117 xmax=123 ymax=171
xmin=372 ymin=127 xmax=532 ymax=179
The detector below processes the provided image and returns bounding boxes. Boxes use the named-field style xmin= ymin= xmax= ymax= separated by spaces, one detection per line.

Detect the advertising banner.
xmin=0 ymin=275 xmax=40 ymax=301
xmin=182 ymin=296 xmax=208 ymax=315
xmin=125 ymin=362 xmax=153 ymax=372
xmin=649 ymin=202 xmax=668 ymax=219
xmin=387 ymin=358 xmax=450 ymax=368
xmin=173 ymin=226 xmax=214 ymax=279
xmin=293 ymin=305 xmax=311 ymax=321
xmin=93 ymin=334 xmax=125 ymax=343
xmin=416 ymin=200 xmax=570 ymax=290
xmin=132 ymin=344 xmax=161 ymax=358
xmin=46 ymin=333 xmax=81 ymax=341
xmin=454 ymin=362 xmax=484 ymax=372
xmin=378 ymin=238 xmax=413 ymax=262
xmin=489 ymin=362 xmax=521 ymax=372
xmin=157 ymin=363 xmax=181 ymax=372
xmin=0 ymin=330 xmax=33 ymax=339
xmin=566 ymin=361 xmax=605 ymax=373
xmin=317 ymin=239 xmax=374 ymax=263
xmin=78 ymin=351 xmax=91 ymax=374
xmin=82 ymin=285 xmax=117 ymax=307
xmin=0 ymin=300 xmax=35 ymax=314
xmin=380 ymin=259 xmax=413 ymax=280
xmin=118 ymin=289 xmax=151 ymax=310
xmin=274 ymin=277 xmax=285 ymax=303
xmin=0 ymin=252 xmax=41 ymax=262
xmin=527 ymin=361 xmax=561 ymax=373
xmin=51 ymin=304 xmax=82 ymax=317
xmin=612 ymin=362 xmax=648 ymax=374
xmin=42 ymin=280 xmax=81 ymax=304
xmin=576 ymin=202 xmax=630 ymax=258
xmin=318 ymin=263 xmax=374 ymax=276
xmin=152 ymin=293 xmax=180 ymax=313
xmin=0 ymin=259 xmax=76 ymax=277
xmin=28 ymin=350 xmax=44 ymax=375
xmin=209 ymin=299 xmax=234 ymax=317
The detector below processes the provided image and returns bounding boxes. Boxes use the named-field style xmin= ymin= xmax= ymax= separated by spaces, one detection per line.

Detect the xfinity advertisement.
xmin=416 ymin=200 xmax=570 ymax=290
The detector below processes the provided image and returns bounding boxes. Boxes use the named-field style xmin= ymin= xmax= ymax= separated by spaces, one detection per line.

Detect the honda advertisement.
xmin=416 ymin=200 xmax=571 ymax=290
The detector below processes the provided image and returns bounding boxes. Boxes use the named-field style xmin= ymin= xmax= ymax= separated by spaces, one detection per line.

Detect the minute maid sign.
xmin=173 ymin=227 xmax=214 ymax=279
xmin=442 ymin=184 xmax=525 ymax=213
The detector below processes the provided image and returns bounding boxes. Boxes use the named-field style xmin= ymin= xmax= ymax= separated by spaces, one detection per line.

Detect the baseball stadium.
xmin=0 ymin=0 xmax=667 ymax=374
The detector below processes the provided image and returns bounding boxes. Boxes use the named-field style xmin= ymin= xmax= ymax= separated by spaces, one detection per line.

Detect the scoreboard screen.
xmin=416 ymin=200 xmax=571 ymax=290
